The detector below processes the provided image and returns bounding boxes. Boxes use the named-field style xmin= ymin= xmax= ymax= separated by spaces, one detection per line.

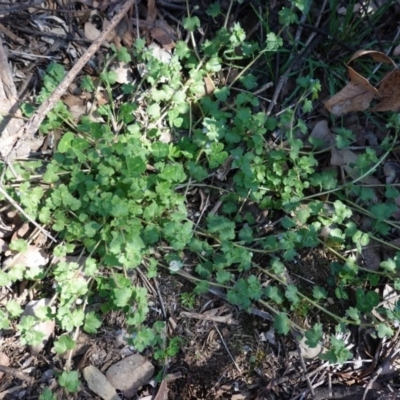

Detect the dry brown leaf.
xmin=63 ymin=94 xmax=87 ymax=121
xmin=151 ymin=20 xmax=176 ymax=51
xmin=324 ymin=81 xmax=374 ymax=115
xmin=325 ymin=49 xmax=400 ymax=114
xmin=372 ymin=69 xmax=400 ymax=111
xmin=154 ymin=379 xmax=169 ymax=400
xmin=348 ymin=49 xmax=397 ymax=67
xmin=348 ymin=66 xmax=379 ymax=96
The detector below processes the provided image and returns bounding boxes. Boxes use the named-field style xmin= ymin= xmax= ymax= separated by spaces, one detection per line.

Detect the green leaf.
xmin=206 ymin=2 xmax=221 ymax=17
xmin=147 ymin=103 xmax=161 ymax=120
xmin=133 ymin=327 xmax=156 ymax=352
xmin=304 ymin=323 xmax=323 ymax=347
xmin=346 ymin=307 xmax=361 ymax=323
xmin=54 ymin=335 xmax=76 ymax=354
xmin=376 ymin=323 xmax=394 ymax=338
xmin=320 ymin=335 xmax=352 ymax=364
xmin=6 ymin=300 xmax=23 ymax=317
xmin=58 ymin=371 xmax=80 ymax=393
xmin=380 ymin=258 xmax=396 ymax=273
xmin=117 ymin=46 xmax=132 ymax=63
xmin=81 ymin=76 xmax=95 ymax=92
xmin=356 ymin=289 xmax=380 ymax=313
xmin=279 ymin=7 xmax=298 ymax=26
xmin=159 ymin=163 xmax=186 ymax=182
xmin=113 ymin=287 xmax=133 ymax=308
xmin=194 ymin=281 xmax=209 ymax=294
xmin=266 ymin=32 xmax=283 ymax=51
xmin=0 ymin=310 xmax=10 ymax=329
xmin=58 ymin=132 xmax=74 ymax=153
xmin=84 ymin=312 xmax=102 ymax=334
xmin=285 ymin=285 xmax=299 ymax=305
xmin=183 ymin=16 xmax=200 ymax=32
xmin=274 ymin=312 xmax=290 ymax=335
xmin=187 ymin=161 xmax=208 ymax=182
xmin=216 ymin=270 xmax=232 ymax=284
xmin=312 ymin=286 xmax=327 ymax=300
xmin=206 ymin=214 xmax=235 ymax=241
xmin=265 ymin=285 xmax=284 ymax=304
xmin=9 ymin=239 xmax=28 ymax=253
xmin=39 ymin=388 xmax=56 ymax=400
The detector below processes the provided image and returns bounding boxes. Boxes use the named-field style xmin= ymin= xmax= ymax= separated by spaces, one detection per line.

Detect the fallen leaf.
xmin=324 ymin=81 xmax=375 ymax=115
xmin=151 ymin=20 xmax=176 ymax=51
xmin=372 ymin=69 xmax=400 ymax=111
xmin=325 ymin=49 xmax=399 ymax=115
xmin=361 ymin=245 xmax=381 ymax=271
xmin=83 ymin=365 xmax=121 ymax=400
xmin=348 ymin=66 xmax=379 ymax=96
xmin=154 ymin=379 xmax=169 ymax=400
xmin=63 ymin=94 xmax=87 ymax=121
xmin=384 ymin=161 xmax=400 ymax=184
xmin=348 ymin=49 xmax=397 ymax=67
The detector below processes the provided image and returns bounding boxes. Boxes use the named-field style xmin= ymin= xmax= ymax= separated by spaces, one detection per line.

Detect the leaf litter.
xmin=325 ymin=50 xmax=400 ymax=114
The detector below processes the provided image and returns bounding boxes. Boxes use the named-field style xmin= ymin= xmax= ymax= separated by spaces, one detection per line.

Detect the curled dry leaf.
xmin=325 ymin=49 xmax=400 ymax=115
xmin=348 ymin=49 xmax=397 ymax=67
xmin=348 ymin=67 xmax=379 ymax=96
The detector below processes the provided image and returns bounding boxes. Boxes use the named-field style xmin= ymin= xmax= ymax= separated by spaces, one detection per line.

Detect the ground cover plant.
xmin=1 ymin=0 xmax=400 ymax=398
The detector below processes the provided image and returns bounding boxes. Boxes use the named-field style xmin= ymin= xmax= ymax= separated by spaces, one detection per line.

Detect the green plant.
xmin=180 ymin=292 xmax=196 ymax=309
xmin=0 ymin=2 xmax=399 ymax=393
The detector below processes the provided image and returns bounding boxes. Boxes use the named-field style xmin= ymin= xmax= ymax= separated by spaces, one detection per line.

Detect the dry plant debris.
xmin=325 ymin=50 xmax=400 ymax=115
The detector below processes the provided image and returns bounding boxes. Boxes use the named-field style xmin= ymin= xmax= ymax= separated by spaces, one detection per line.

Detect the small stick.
xmin=5 ymin=0 xmax=136 ymax=159
xmin=0 ymin=186 xmax=57 ymax=242
xmin=0 ymin=364 xmax=34 ymax=385
xmin=213 ymin=322 xmax=242 ymax=374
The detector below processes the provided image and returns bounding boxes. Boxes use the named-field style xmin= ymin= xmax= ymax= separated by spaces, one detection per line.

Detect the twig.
xmin=5 ymin=0 xmax=136 ymax=160
xmin=293 ymin=331 xmax=315 ymax=399
xmin=0 ymin=364 xmax=34 ymax=385
xmin=213 ymin=322 xmax=242 ymax=374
